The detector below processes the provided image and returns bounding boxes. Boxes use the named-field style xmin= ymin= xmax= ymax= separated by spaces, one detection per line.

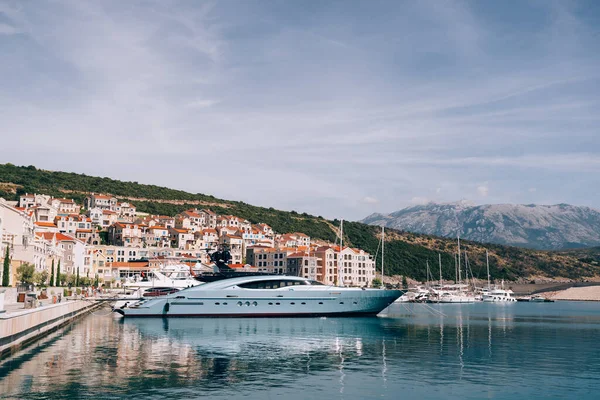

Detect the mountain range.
xmin=362 ymin=201 xmax=600 ymax=250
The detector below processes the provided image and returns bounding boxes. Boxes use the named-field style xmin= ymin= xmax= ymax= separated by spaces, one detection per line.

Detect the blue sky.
xmin=0 ymin=0 xmax=599 ymax=220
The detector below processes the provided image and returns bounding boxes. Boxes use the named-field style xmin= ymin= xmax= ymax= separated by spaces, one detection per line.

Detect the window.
xmin=238 ymin=279 xmax=307 ymax=289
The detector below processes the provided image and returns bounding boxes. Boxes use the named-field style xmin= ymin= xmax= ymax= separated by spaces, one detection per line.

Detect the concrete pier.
xmin=0 ymin=298 xmax=102 ymax=359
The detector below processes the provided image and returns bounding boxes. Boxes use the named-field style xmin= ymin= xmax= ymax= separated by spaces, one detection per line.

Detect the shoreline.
xmin=549 ymin=286 xmax=600 ymax=302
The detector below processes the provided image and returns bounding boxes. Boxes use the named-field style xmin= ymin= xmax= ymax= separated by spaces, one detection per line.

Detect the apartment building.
xmin=108 ymin=223 xmax=143 ymax=247
xmin=55 ymin=214 xmax=92 ymax=235
xmin=251 ymin=247 xmax=288 ymax=274
xmin=198 ymin=209 xmax=217 ymax=228
xmin=219 ymin=234 xmax=243 ymax=265
xmin=338 ymin=247 xmax=376 ymax=287
xmin=287 ymin=252 xmax=320 ymax=280
xmin=168 ymin=227 xmax=194 ymax=249
xmin=50 ymin=198 xmax=81 ymax=214
xmin=85 ymin=194 xmax=117 ymax=211
xmin=144 ymin=226 xmax=170 ymax=248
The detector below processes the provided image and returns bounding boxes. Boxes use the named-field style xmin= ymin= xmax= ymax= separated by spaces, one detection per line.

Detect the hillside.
xmin=363 ymin=201 xmax=600 ymax=250
xmin=1 ymin=163 xmax=600 ymax=281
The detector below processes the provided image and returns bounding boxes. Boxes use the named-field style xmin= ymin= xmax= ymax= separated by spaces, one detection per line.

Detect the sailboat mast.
xmin=381 ymin=226 xmax=385 ymax=288
xmin=339 ymin=219 xmax=344 ymax=287
xmin=454 ymin=253 xmax=458 ymax=284
xmin=457 ymin=235 xmax=462 ymax=284
xmin=439 ymin=253 xmax=442 ymax=287
xmin=464 ymin=251 xmax=469 ymax=287
xmin=486 ymin=249 xmax=491 ymax=288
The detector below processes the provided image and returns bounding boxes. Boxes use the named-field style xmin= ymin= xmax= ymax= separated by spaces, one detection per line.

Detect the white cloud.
xmin=361 ymin=196 xmax=379 ymax=205
xmin=411 ymin=197 xmax=430 ymax=205
xmin=477 ymin=185 xmax=489 ymax=197
xmin=186 ymin=99 xmax=220 ymax=109
xmin=529 ymin=188 xmax=537 ymax=193
xmin=0 ymin=23 xmax=18 ymax=35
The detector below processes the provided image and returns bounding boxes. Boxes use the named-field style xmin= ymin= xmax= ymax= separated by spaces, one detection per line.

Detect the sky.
xmin=0 ymin=0 xmax=599 ymax=220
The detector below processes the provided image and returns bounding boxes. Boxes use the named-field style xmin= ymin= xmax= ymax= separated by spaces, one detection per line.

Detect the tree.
xmin=50 ymin=259 xmax=55 ymax=286
xmin=16 ymin=263 xmax=35 ymax=284
xmin=94 ymin=273 xmax=99 ymax=287
xmin=76 ymin=267 xmax=80 ymax=287
xmin=66 ymin=274 xmax=75 ymax=287
xmin=372 ymin=278 xmax=382 ymax=288
xmin=402 ymin=275 xmax=408 ymax=290
xmin=56 ymin=260 xmax=61 ymax=286
xmin=34 ymin=271 xmax=49 ymax=287
xmin=2 ymin=246 xmax=10 ymax=286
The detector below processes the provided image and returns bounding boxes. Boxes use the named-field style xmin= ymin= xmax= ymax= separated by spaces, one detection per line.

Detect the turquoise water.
xmin=1 ymin=301 xmax=600 ymax=399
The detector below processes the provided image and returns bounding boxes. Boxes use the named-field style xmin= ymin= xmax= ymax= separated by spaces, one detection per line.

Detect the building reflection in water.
xmin=3 ymin=302 xmax=600 ymax=399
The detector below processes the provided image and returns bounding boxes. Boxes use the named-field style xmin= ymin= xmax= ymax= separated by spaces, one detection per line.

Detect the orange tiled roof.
xmin=35 ymin=221 xmax=57 ymax=227
xmin=55 ymin=233 xmax=77 ymax=242
xmin=110 ymin=261 xmax=149 ymax=268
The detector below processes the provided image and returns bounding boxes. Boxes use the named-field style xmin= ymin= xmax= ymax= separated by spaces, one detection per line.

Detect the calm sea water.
xmin=2 ymin=301 xmax=600 ymax=399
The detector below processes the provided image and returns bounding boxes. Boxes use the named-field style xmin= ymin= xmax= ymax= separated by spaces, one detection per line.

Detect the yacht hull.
xmin=116 ymin=289 xmax=403 ymax=318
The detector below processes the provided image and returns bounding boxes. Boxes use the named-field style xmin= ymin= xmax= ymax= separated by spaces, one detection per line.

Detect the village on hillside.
xmin=0 ymin=193 xmax=378 ymax=288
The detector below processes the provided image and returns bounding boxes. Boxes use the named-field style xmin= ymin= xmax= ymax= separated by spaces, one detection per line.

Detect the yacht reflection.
xmin=118 ymin=317 xmax=399 ymax=391
xmin=122 ymin=317 xmax=390 ymax=358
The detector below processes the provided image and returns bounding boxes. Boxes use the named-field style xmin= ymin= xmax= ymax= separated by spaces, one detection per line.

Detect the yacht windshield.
xmin=238 ymin=280 xmax=308 ymax=289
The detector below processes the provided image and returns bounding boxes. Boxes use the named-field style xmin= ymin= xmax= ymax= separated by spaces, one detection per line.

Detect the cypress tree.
xmin=56 ymin=260 xmax=61 ymax=287
xmin=76 ymin=267 xmax=80 ymax=287
xmin=2 ymin=246 xmax=10 ymax=287
xmin=50 ymin=259 xmax=55 ymax=286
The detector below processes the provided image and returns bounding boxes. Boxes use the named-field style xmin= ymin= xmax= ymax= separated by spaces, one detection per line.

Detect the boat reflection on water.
xmin=3 ymin=302 xmax=600 ymax=399
xmin=122 ymin=317 xmax=390 ymax=357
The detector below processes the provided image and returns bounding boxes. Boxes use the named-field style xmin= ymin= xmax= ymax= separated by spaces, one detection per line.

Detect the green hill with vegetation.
xmin=1 ymin=163 xmax=599 ymax=282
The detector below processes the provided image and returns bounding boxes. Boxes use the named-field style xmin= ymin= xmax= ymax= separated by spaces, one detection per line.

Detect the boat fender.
xmin=164 ymin=303 xmax=170 ymax=313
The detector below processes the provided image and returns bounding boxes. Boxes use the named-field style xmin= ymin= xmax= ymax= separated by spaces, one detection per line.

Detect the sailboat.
xmin=434 ymin=236 xmax=476 ymax=303
xmin=481 ymin=250 xmax=516 ymax=302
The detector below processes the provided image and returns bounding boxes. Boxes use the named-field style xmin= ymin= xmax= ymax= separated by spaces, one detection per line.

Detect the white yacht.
xmin=430 ymin=283 xmax=476 ymax=303
xmin=123 ymin=264 xmax=201 ymax=291
xmin=115 ymin=275 xmax=403 ymax=318
xmin=436 ymin=292 xmax=477 ymax=303
xmin=482 ymin=287 xmax=517 ymax=302
xmin=394 ymin=286 xmax=430 ymax=303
